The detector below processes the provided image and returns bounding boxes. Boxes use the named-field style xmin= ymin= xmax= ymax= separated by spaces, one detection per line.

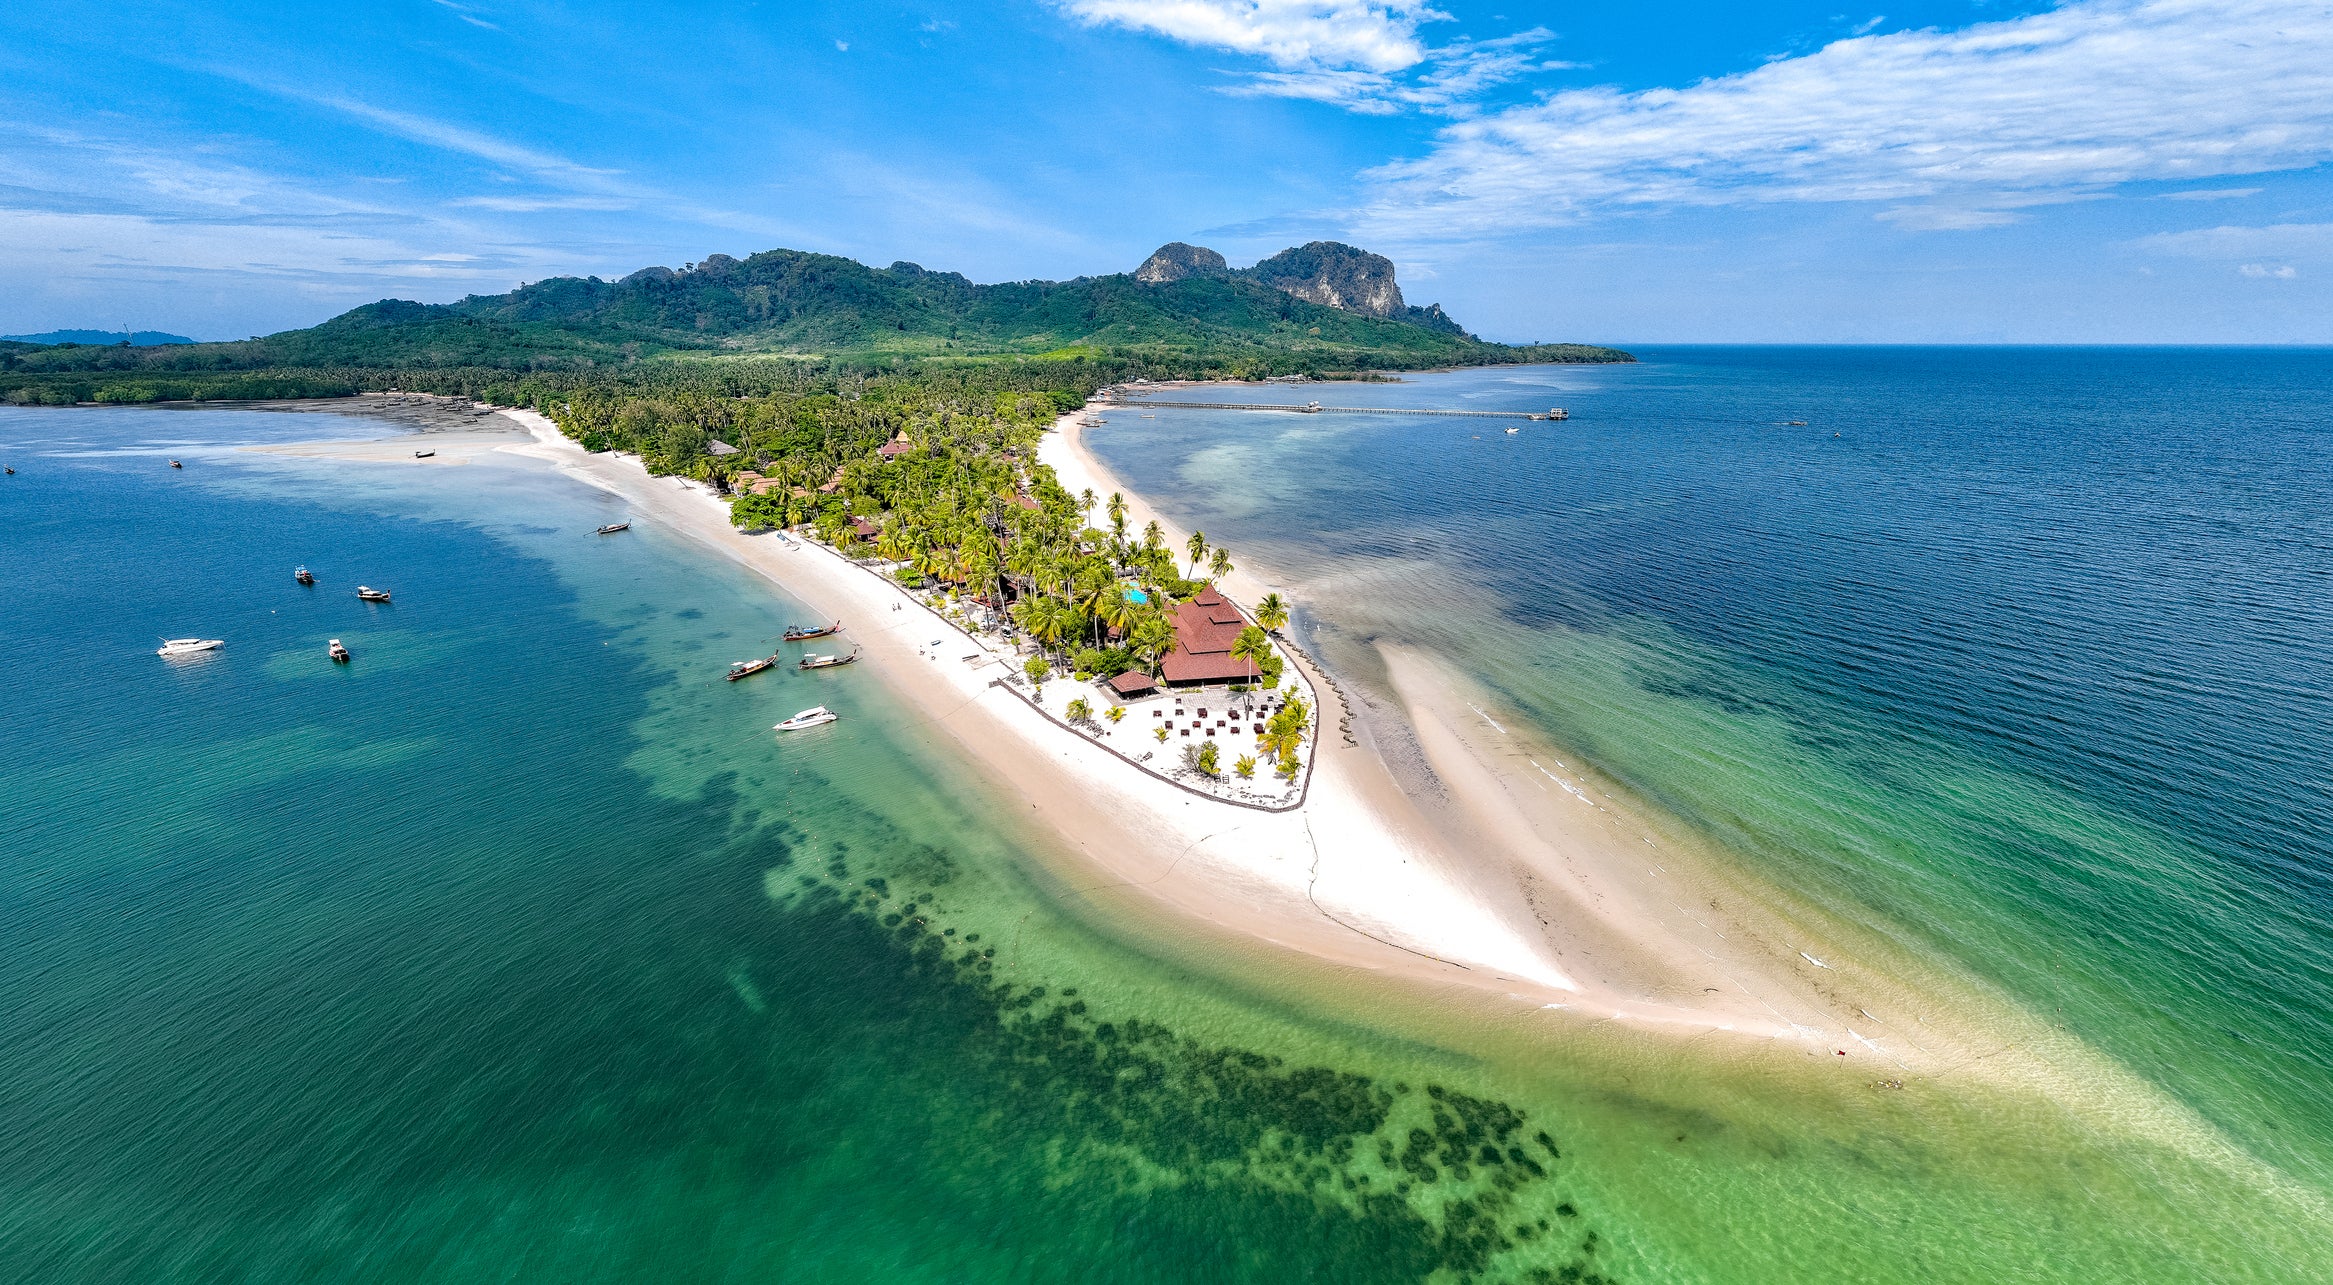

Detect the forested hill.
xmin=1 ymin=242 xmax=1629 ymax=402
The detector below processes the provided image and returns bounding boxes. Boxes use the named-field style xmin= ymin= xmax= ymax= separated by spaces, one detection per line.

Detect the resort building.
xmin=728 ymin=470 xmax=788 ymax=496
xmin=1107 ymin=670 xmax=1158 ymax=700
xmin=1160 ymin=585 xmax=1260 ymax=688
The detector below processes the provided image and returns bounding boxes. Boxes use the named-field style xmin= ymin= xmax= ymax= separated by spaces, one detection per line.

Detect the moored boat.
xmin=295 ymin=565 xmax=316 ymax=585
xmin=798 ymin=648 xmax=861 ymax=671
xmin=414 ymin=450 xmax=435 ymax=459
xmin=170 ymin=460 xmax=183 ymax=469
xmin=726 ymin=654 xmax=778 ymax=681
xmin=157 ymin=637 xmax=222 ymax=658
xmin=329 ymin=638 xmax=350 ymax=663
xmin=782 ymin=619 xmax=842 ymax=642
xmin=596 ymin=522 xmax=630 ymax=535
xmin=774 ymin=705 xmax=838 ymax=731
xmin=356 ymin=586 xmax=392 ymax=603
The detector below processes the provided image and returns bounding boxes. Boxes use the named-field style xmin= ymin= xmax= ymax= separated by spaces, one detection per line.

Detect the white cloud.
xmin=1059 ymin=0 xmax=1444 ymax=73
xmin=2238 ymin=262 xmax=2298 ymax=277
xmin=1362 ymin=0 xmax=2333 ymax=237
xmin=2132 ymin=221 xmax=2333 ymax=260
xmin=2161 ymin=187 xmax=2262 ymax=200
xmin=1056 ymin=1 xmax=1555 ymax=113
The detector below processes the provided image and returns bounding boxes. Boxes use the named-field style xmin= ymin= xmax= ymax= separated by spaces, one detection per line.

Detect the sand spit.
xmin=215 ymin=397 xmax=2331 ymax=1217
xmin=244 ymin=403 xmax=1991 ymax=1060
xmin=1038 ymin=402 xmax=2333 ymax=1195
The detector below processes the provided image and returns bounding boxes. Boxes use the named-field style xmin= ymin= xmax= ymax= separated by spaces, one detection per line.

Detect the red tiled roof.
xmin=1160 ymin=650 xmax=1259 ymax=684
xmin=1107 ymin=671 xmax=1157 ymax=697
xmin=877 ymin=439 xmax=913 ymax=458
xmin=1160 ymin=588 xmax=1258 ymax=684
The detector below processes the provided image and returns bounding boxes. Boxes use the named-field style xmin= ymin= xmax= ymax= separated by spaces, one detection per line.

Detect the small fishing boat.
xmin=157 ymin=637 xmax=222 ymax=658
xmin=295 ymin=565 xmax=316 ymax=585
xmin=726 ymin=654 xmax=778 ymax=682
xmin=5 ymin=467 xmax=14 ymax=475
xmin=1504 ymin=426 xmax=1520 ymax=434
xmin=414 ymin=450 xmax=435 ymax=459
xmin=783 ymin=619 xmax=842 ymax=642
xmin=798 ymin=648 xmax=861 ymax=671
xmin=775 ymin=705 xmax=838 ymax=731
xmin=356 ymin=586 xmax=392 ymax=603
xmin=596 ymin=522 xmax=630 ymax=535
xmin=170 ymin=460 xmax=183 ymax=469
xmin=328 ymin=638 xmax=350 ymax=663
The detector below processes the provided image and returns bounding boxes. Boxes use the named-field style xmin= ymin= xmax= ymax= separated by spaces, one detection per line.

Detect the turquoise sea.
xmin=1093 ymin=348 xmax=2333 ymax=1207
xmin=4 ymin=370 xmax=2331 ymax=1283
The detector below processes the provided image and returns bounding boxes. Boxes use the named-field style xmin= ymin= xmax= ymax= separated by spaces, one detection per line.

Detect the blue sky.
xmin=3 ymin=0 xmax=2329 ymax=343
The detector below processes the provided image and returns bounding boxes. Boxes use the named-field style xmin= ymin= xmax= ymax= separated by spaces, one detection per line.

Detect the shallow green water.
xmin=2 ymin=406 xmax=2326 ymax=1282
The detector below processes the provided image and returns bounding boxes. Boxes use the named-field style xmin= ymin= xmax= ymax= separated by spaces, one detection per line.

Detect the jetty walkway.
xmin=1100 ymin=398 xmax=1566 ymax=421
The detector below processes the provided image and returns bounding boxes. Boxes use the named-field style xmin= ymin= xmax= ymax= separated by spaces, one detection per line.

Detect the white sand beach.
xmin=256 ymin=406 xmax=1980 ymax=1059
xmin=234 ymin=398 xmax=2332 ymax=1187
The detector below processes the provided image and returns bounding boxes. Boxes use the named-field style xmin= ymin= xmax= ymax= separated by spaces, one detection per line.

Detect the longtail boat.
xmin=329 ymin=639 xmax=350 ymax=663
xmin=783 ymin=619 xmax=842 ymax=642
xmin=798 ymin=648 xmax=861 ymax=671
xmin=295 ymin=565 xmax=316 ymax=585
xmin=726 ymin=654 xmax=778 ymax=682
xmin=356 ymin=586 xmax=392 ymax=603
xmin=596 ymin=522 xmax=630 ymax=535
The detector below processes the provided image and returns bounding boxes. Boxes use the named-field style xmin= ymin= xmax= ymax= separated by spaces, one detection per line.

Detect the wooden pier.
xmin=1099 ymin=397 xmax=1566 ymax=421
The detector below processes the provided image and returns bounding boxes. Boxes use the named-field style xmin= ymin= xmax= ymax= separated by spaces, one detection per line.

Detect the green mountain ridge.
xmin=4 ymin=240 xmax=1623 ymax=382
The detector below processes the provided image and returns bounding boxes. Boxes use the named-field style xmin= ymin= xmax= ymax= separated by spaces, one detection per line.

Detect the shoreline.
xmin=227 ymin=399 xmax=2310 ymax=1177
xmin=244 ymin=404 xmax=2052 ymax=1059
xmin=1037 ymin=400 xmax=2320 ymax=1180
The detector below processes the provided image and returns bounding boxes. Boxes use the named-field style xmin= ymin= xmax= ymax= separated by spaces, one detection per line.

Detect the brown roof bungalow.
xmin=1160 ymin=585 xmax=1259 ymax=687
xmin=1107 ymin=670 xmax=1158 ymax=699
xmin=846 ymin=516 xmax=881 ymax=540
xmin=877 ymin=432 xmax=914 ymax=459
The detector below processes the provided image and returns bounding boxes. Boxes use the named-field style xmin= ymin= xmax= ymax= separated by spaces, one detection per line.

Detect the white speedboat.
xmin=157 ymin=637 xmax=222 ymax=658
xmin=775 ymin=706 xmax=838 ymax=731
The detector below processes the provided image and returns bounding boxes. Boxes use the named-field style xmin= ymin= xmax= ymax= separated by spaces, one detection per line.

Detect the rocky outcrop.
xmin=1403 ymin=302 xmax=1469 ymax=337
xmin=1134 ymin=242 xmax=1230 ymax=284
xmin=1244 ymin=242 xmax=1405 ymax=319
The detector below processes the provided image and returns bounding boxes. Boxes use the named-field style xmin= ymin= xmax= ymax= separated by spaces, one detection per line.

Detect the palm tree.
xmin=1131 ymin=613 xmax=1177 ymax=676
xmin=1185 ymin=530 xmax=1208 ymax=578
xmin=1209 ymin=547 xmax=1233 ymax=582
xmin=1229 ymin=625 xmax=1271 ymax=683
xmin=1079 ymin=488 xmax=1096 ymax=522
xmin=1142 ymin=519 xmax=1164 ymax=553
xmin=1097 ymin=587 xmax=1138 ymax=642
xmin=1106 ymin=491 xmax=1127 ymax=540
xmin=1255 ymin=592 xmax=1289 ymax=634
xmin=1073 ymin=564 xmax=1116 ymax=646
